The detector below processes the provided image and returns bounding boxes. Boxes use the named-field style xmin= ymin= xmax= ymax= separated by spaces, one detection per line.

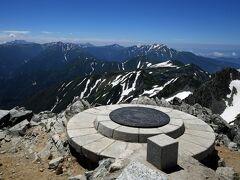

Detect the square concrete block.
xmin=147 ymin=134 xmax=178 ymax=170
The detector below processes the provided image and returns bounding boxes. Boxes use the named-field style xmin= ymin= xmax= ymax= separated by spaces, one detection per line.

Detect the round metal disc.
xmin=109 ymin=107 xmax=170 ymax=128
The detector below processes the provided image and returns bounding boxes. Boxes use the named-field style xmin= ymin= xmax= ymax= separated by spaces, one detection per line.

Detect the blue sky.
xmin=0 ymin=0 xmax=240 ymax=56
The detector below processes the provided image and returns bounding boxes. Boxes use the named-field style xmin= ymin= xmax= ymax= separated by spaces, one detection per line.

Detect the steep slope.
xmin=25 ymin=63 xmax=209 ymax=113
xmin=185 ymin=68 xmax=240 ymax=120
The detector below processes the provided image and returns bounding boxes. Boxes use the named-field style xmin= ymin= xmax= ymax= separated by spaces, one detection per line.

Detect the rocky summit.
xmin=0 ymin=95 xmax=240 ymax=180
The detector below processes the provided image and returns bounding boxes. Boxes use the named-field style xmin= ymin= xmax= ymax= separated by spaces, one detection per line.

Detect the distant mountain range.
xmin=0 ymin=40 xmax=239 ymax=110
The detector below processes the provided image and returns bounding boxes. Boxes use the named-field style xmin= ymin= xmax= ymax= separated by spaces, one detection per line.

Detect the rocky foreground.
xmin=0 ymin=97 xmax=240 ymax=180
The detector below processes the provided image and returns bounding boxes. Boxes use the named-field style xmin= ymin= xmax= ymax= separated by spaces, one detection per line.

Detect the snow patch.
xmin=141 ymin=78 xmax=176 ymax=97
xmin=148 ymin=60 xmax=177 ymax=68
xmin=166 ymin=91 xmax=192 ymax=102
xmin=80 ymin=79 xmax=91 ymax=98
xmin=137 ymin=61 xmax=141 ymax=69
xmin=221 ymin=80 xmax=240 ymax=123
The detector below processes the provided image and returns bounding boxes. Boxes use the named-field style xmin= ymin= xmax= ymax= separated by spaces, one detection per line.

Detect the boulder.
xmin=217 ymin=134 xmax=231 ymax=146
xmin=0 ymin=110 xmax=10 ymax=128
xmin=211 ymin=114 xmax=230 ymax=133
xmin=48 ymin=156 xmax=64 ymax=169
xmin=89 ymin=158 xmax=114 ymax=179
xmin=65 ymin=98 xmax=90 ymax=118
xmin=216 ymin=167 xmax=239 ymax=180
xmin=233 ymin=131 xmax=240 ymax=146
xmin=68 ymin=175 xmax=87 ymax=180
xmin=131 ymin=96 xmax=157 ymax=106
xmin=9 ymin=119 xmax=30 ymax=136
xmin=9 ymin=107 xmax=33 ymax=126
xmin=155 ymin=97 xmax=171 ymax=107
xmin=228 ymin=142 xmax=238 ymax=151
xmin=117 ymin=161 xmax=168 ymax=180
xmin=218 ymin=158 xmax=226 ymax=167
xmin=171 ymin=97 xmax=182 ymax=106
xmin=0 ymin=131 xmax=6 ymax=140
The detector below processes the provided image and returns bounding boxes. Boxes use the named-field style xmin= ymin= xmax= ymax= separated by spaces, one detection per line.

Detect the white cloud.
xmin=9 ymin=33 xmax=16 ymax=38
xmin=2 ymin=30 xmax=30 ymax=34
xmin=232 ymin=52 xmax=237 ymax=56
xmin=41 ymin=31 xmax=52 ymax=34
xmin=212 ymin=51 xmax=224 ymax=57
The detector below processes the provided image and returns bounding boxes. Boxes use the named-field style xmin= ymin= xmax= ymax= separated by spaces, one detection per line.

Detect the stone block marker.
xmin=147 ymin=134 xmax=178 ymax=170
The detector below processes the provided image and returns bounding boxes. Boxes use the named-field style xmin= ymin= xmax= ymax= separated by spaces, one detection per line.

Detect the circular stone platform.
xmin=67 ymin=104 xmax=215 ymax=163
xmin=109 ymin=107 xmax=170 ymax=128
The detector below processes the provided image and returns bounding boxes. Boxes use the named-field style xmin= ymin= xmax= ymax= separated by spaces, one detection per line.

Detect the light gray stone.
xmin=117 ymin=161 xmax=168 ymax=180
xmin=113 ymin=126 xmax=139 ymax=142
xmin=0 ymin=110 xmax=10 ymax=127
xmin=139 ymin=128 xmax=163 ymax=143
xmin=216 ymin=167 xmax=239 ymax=180
xmin=67 ymin=128 xmax=97 ymax=139
xmin=9 ymin=119 xmax=29 ymax=136
xmin=9 ymin=107 xmax=33 ymax=126
xmin=82 ymin=137 xmax=114 ymax=162
xmin=228 ymin=142 xmax=238 ymax=151
xmin=100 ymin=141 xmax=128 ymax=158
xmin=48 ymin=156 xmax=64 ymax=169
xmin=0 ymin=131 xmax=6 ymax=140
xmin=147 ymin=134 xmax=178 ymax=170
xmin=68 ymin=175 xmax=86 ymax=180
xmin=98 ymin=121 xmax=120 ymax=138
xmin=69 ymin=133 xmax=103 ymax=154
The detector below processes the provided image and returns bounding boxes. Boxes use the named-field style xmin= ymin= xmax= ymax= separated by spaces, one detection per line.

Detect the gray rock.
xmin=171 ymin=97 xmax=182 ymax=106
xmin=155 ymin=97 xmax=171 ymax=107
xmin=9 ymin=107 xmax=33 ymax=126
xmin=90 ymin=158 xmax=114 ymax=179
xmin=117 ymin=161 xmax=168 ymax=180
xmin=0 ymin=131 xmax=6 ymax=141
xmin=228 ymin=142 xmax=238 ymax=151
xmin=233 ymin=131 xmax=240 ymax=146
xmin=9 ymin=119 xmax=30 ymax=136
xmin=218 ymin=158 xmax=226 ymax=167
xmin=36 ymin=141 xmax=53 ymax=159
xmin=217 ymin=134 xmax=231 ymax=146
xmin=65 ymin=98 xmax=90 ymax=118
xmin=4 ymin=134 xmax=11 ymax=142
xmin=131 ymin=96 xmax=157 ymax=105
xmin=68 ymin=175 xmax=87 ymax=180
xmin=211 ymin=114 xmax=230 ymax=133
xmin=216 ymin=167 xmax=239 ymax=180
xmin=0 ymin=110 xmax=10 ymax=128
xmin=228 ymin=125 xmax=240 ymax=147
xmin=48 ymin=156 xmax=64 ymax=169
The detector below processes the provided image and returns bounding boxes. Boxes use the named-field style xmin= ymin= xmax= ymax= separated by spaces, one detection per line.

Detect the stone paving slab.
xmin=98 ymin=121 xmax=121 ymax=138
xmin=184 ymin=129 xmax=216 ymax=139
xmin=82 ymin=137 xmax=115 ymax=162
xmin=100 ymin=140 xmax=128 ymax=158
xmin=178 ymin=138 xmax=211 ymax=160
xmin=184 ymin=122 xmax=214 ymax=132
xmin=94 ymin=115 xmax=111 ymax=129
xmin=69 ymin=133 xmax=103 ymax=154
xmin=113 ymin=126 xmax=139 ymax=142
xmin=158 ymin=124 xmax=184 ymax=138
xmin=179 ymin=133 xmax=215 ymax=149
xmin=67 ymin=128 xmax=97 ymax=139
xmin=139 ymin=128 xmax=163 ymax=143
